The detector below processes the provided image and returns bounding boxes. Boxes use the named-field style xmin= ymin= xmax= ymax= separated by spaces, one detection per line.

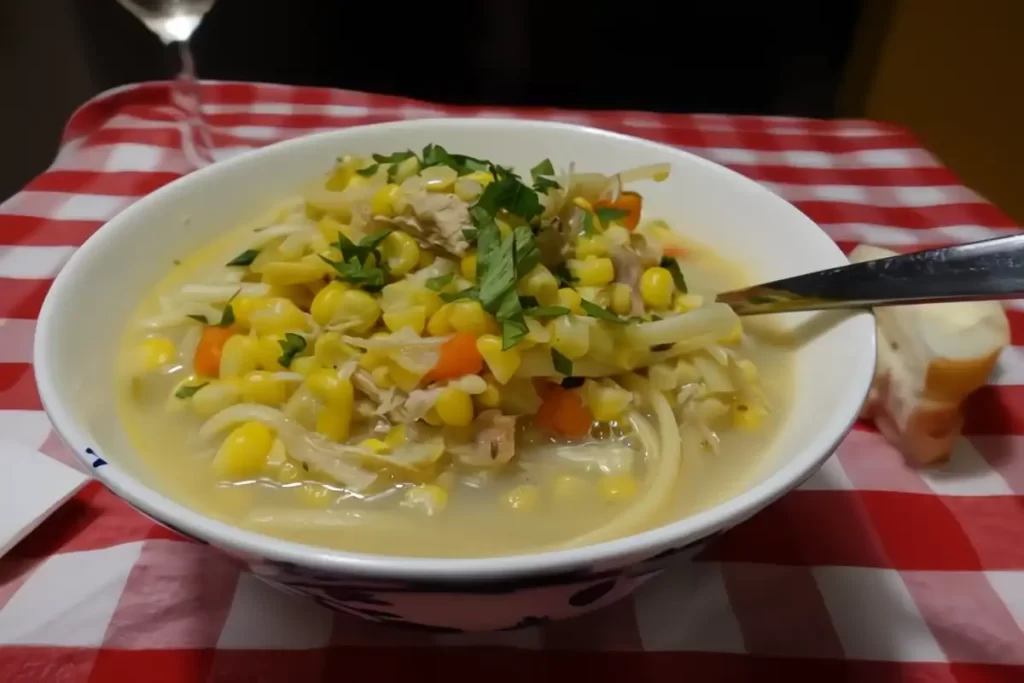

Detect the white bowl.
xmin=34 ymin=118 xmax=874 ymax=631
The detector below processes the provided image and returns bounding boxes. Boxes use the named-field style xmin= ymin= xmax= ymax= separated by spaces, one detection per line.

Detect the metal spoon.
xmin=715 ymin=234 xmax=1024 ymax=316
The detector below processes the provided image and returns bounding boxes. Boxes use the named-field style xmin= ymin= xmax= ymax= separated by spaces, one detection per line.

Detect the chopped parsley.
xmin=321 ymin=229 xmax=395 ymax=292
xmin=421 ymin=143 xmax=490 ymax=175
xmin=175 ymin=382 xmax=208 ymax=399
xmin=475 ymin=173 xmax=543 ymax=222
xmin=551 ymin=348 xmax=573 ymax=376
xmin=277 ymin=333 xmax=307 ymax=368
xmin=524 ymin=305 xmax=571 ymax=319
xmin=372 ymin=151 xmax=417 ymax=164
xmin=440 ymin=287 xmax=480 ymax=303
xmin=425 ymin=272 xmax=456 ymax=291
xmin=226 ymin=249 xmax=259 ymax=267
xmin=595 ymin=207 xmax=629 ymax=225
xmin=553 ymin=264 xmax=577 ymax=288
xmin=355 ymin=164 xmax=380 ymax=177
xmin=579 ymin=299 xmax=627 ymax=324
xmin=560 ymin=376 xmax=585 ymax=389
xmin=580 ymin=211 xmax=596 ymax=235
xmin=529 ymin=159 xmax=560 ymax=193
xmin=513 ymin=225 xmax=541 ymax=277
xmin=189 ymin=297 xmax=237 ymax=327
xmin=660 ymin=256 xmax=688 ymax=293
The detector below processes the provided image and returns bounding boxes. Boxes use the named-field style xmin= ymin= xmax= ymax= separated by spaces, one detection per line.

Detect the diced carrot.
xmin=662 ymin=244 xmax=688 ymax=258
xmin=535 ymin=385 xmax=593 ymax=439
xmin=427 ymin=332 xmax=483 ymax=382
xmin=596 ymin=190 xmax=643 ymax=231
xmin=532 ymin=378 xmax=558 ymax=401
xmin=193 ymin=326 xmax=236 ymax=377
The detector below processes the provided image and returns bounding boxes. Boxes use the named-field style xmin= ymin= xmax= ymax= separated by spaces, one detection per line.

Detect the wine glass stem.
xmin=171 ymin=39 xmax=215 ymax=166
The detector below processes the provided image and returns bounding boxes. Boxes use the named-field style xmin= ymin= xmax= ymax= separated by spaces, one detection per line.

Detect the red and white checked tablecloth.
xmin=1 ymin=81 xmax=1023 ymax=682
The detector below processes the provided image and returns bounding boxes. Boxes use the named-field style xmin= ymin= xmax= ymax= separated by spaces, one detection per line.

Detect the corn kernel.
xmin=256 ymin=335 xmax=285 ymax=371
xmin=260 ymin=261 xmax=324 ymax=287
xmin=219 ymin=334 xmax=260 ymax=380
xmin=135 ymin=336 xmax=176 ymax=373
xmin=370 ymin=183 xmax=401 ymax=217
xmin=426 ymin=302 xmax=454 ymax=336
xmin=523 ymin=317 xmax=551 ymax=347
xmin=603 ymin=225 xmax=631 ymax=247
xmin=317 ymin=215 xmax=350 ymax=244
xmin=190 ymin=379 xmax=241 ymax=417
xmin=586 ymin=381 xmax=632 ymax=422
xmin=249 ymin=297 xmax=310 ymax=336
xmin=401 ymin=484 xmax=448 ymax=516
xmin=383 ymin=305 xmax=427 ymax=335
xmin=453 ymin=177 xmax=483 ymax=202
xmin=417 ymin=250 xmax=437 ymax=269
xmin=276 ymin=460 xmax=302 ymax=484
xmin=238 ymin=371 xmax=289 ymax=405
xmin=549 ymin=315 xmax=590 ymax=359
xmin=311 ymin=282 xmax=352 ymax=328
xmin=231 ymin=296 xmax=266 ymax=329
xmin=503 ymin=484 xmax=540 ymax=512
xmin=639 ymin=267 xmax=674 ymax=309
xmin=552 ymin=474 xmax=587 ymax=501
xmin=306 ymin=368 xmax=354 ymax=407
xmin=466 ymin=170 xmax=495 ymax=186
xmin=421 ymin=165 xmax=458 ymax=192
xmin=371 ymin=364 xmax=394 ymax=389
xmin=300 ymin=482 xmax=333 ymax=508
xmin=575 ymin=235 xmax=608 ymax=259
xmin=314 ymin=331 xmax=359 ymax=368
xmin=359 ymin=438 xmax=390 ymax=453
xmin=732 ymin=402 xmax=768 ymax=430
xmin=556 ymin=287 xmax=583 ymax=314
xmin=341 ymin=290 xmax=382 ymax=334
xmin=610 ymin=284 xmax=634 ymax=316
xmin=460 ymin=252 xmax=478 ymax=282
xmin=518 ymin=265 xmax=559 ymax=305
xmin=212 ymin=421 xmax=275 ymax=479
xmin=392 ymin=156 xmax=422 ymax=184
xmin=422 ymin=407 xmax=443 ymax=427
xmin=387 ymin=362 xmax=422 ymax=393
xmin=449 ymin=300 xmax=497 ymax=336
xmin=572 ymin=196 xmax=594 ymax=212
xmin=381 ymin=230 xmax=420 ymax=276
xmin=476 ymin=334 xmax=522 ymax=384
xmin=316 ymin=404 xmax=352 ymax=441
xmin=291 ymin=356 xmax=318 ymax=376
xmin=435 ymin=386 xmax=474 ymax=427
xmin=598 ymin=475 xmax=637 ymax=502
xmin=674 ymin=293 xmax=704 ymax=313
xmin=569 ymin=256 xmax=615 ymax=287
xmin=384 ymin=424 xmax=407 ymax=449
xmin=410 ymin=288 xmax=443 ymax=318
xmin=475 ymin=374 xmax=501 ymax=408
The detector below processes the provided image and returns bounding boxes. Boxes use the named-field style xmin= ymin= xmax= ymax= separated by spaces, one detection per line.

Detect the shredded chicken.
xmin=451 ymin=410 xmax=517 ymax=467
xmin=386 ymin=193 xmax=472 ymax=257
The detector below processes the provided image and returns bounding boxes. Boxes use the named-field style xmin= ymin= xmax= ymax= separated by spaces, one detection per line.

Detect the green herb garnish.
xmin=580 ymin=299 xmax=627 ymax=324
xmin=322 ymin=229 xmax=395 ymax=292
xmin=560 ymin=376 xmax=585 ymax=389
xmin=530 ymin=159 xmax=561 ymax=193
xmin=530 ymin=159 xmax=555 ymax=178
xmin=581 ymin=211 xmax=595 ymax=235
xmin=524 ymin=305 xmax=571 ymax=319
xmin=595 ymin=207 xmax=629 ymax=225
xmin=553 ymin=264 xmax=577 ymax=288
xmin=175 ymin=382 xmax=208 ymax=399
xmin=356 ymin=164 xmax=380 ymax=177
xmin=372 ymin=151 xmax=417 ymax=164
xmin=518 ymin=295 xmax=539 ymax=309
xmin=421 ymin=144 xmax=490 ymax=175
xmin=462 ymin=228 xmax=478 ymax=243
xmin=277 ymin=332 xmax=308 ymax=368
xmin=551 ymin=348 xmax=573 ymax=376
xmin=226 ymin=249 xmax=259 ymax=267
xmin=441 ymin=287 xmax=480 ymax=303
xmin=660 ymin=256 xmax=688 ymax=293
xmin=475 ymin=173 xmax=544 ymax=222
xmin=513 ymin=225 xmax=540 ymax=278
xmin=426 ymin=273 xmax=456 ymax=291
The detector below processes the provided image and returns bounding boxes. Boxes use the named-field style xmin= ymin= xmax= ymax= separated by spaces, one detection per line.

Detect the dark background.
xmin=77 ymin=1 xmax=864 ymax=117
xmin=3 ymin=0 xmax=1021 ymax=222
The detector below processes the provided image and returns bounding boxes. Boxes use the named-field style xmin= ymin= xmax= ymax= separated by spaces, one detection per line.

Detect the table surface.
xmin=0 ymin=81 xmax=1022 ymax=683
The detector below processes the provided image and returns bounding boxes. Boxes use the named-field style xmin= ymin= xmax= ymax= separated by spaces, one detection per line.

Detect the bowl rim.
xmin=34 ymin=117 xmax=875 ymax=581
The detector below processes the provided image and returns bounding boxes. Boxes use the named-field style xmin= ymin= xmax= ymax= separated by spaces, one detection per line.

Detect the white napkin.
xmin=0 ymin=440 xmax=89 ymax=557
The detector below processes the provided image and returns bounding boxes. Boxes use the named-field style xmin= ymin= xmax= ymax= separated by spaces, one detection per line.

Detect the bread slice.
xmin=849 ymin=244 xmax=1010 ymax=466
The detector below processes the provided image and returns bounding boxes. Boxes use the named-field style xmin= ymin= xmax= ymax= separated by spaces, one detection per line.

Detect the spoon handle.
xmin=715 ymin=234 xmax=1024 ymax=316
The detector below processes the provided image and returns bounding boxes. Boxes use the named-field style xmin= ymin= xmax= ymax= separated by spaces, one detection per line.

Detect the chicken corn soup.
xmin=118 ymin=148 xmax=791 ymax=557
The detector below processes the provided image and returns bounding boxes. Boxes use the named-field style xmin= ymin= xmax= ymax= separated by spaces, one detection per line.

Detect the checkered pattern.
xmin=1 ymin=80 xmax=1022 ymax=682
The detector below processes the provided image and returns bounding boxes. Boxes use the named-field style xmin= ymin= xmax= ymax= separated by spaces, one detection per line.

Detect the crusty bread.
xmin=850 ymin=244 xmax=1010 ymax=466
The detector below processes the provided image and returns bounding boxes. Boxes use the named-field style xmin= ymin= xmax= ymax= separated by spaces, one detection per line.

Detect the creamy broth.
xmin=117 ymin=153 xmax=792 ymax=558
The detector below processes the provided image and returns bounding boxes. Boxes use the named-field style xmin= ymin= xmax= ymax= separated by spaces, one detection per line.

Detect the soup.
xmin=117 ymin=148 xmax=792 ymax=558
